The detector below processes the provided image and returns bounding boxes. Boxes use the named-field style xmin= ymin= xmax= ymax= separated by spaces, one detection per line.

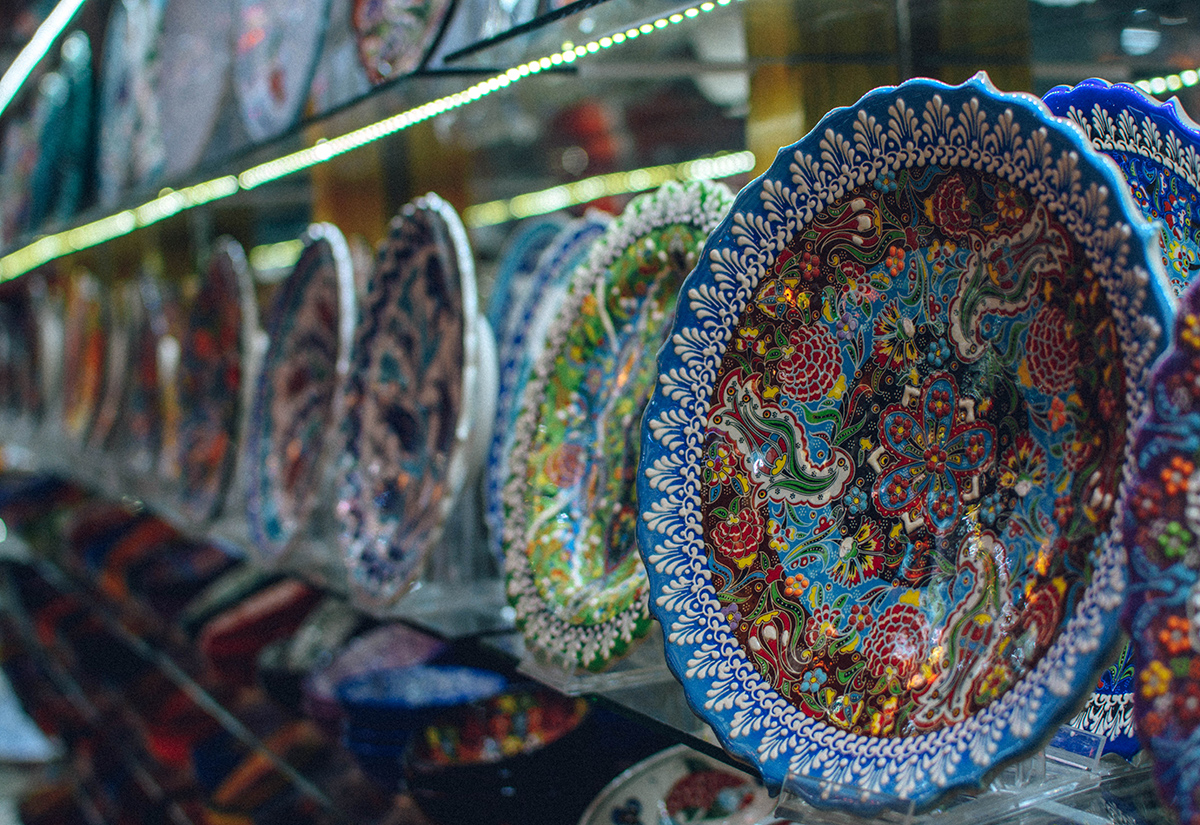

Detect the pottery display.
xmin=637 ymin=73 xmax=1172 ymax=810
xmin=352 ymin=0 xmax=454 ymax=84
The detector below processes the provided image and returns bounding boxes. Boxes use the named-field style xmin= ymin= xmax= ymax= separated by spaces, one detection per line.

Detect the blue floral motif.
xmin=925 ymin=338 xmax=950 ymax=367
xmin=843 ymin=487 xmax=868 ymax=515
xmin=799 ymin=667 xmax=828 ymax=693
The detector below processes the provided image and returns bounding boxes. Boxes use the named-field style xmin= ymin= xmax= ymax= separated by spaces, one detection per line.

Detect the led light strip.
xmin=464 ymin=150 xmax=756 ymax=227
xmin=0 ymin=0 xmax=743 ymax=282
xmin=0 ymin=0 xmax=88 ymax=119
xmin=1134 ymin=67 xmax=1200 ymax=96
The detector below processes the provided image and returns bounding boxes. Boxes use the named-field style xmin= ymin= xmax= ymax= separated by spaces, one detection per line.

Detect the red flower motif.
xmin=1026 ymin=305 xmax=1079 ymax=395
xmin=544 ymin=442 xmax=587 ymax=488
xmin=803 ymin=603 xmax=843 ymax=649
xmin=925 ymin=175 xmax=973 ymax=237
xmin=776 ymin=324 xmax=839 ymax=403
xmin=711 ymin=506 xmax=765 ymax=561
xmin=864 ymin=601 xmax=930 ymax=680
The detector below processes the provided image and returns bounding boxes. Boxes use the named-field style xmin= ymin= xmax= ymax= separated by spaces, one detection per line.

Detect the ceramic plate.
xmin=97 ymin=0 xmax=166 ymax=208
xmin=0 ymin=117 xmax=35 ymax=247
xmin=638 ymin=73 xmax=1172 ymax=810
xmin=88 ymin=281 xmax=135 ymax=452
xmin=156 ymin=0 xmax=234 ymax=181
xmin=61 ymin=272 xmax=107 ymax=445
xmin=1120 ymin=276 xmax=1200 ymax=824
xmin=155 ymin=280 xmax=186 ymax=485
xmin=504 ymin=180 xmax=733 ymax=671
xmin=111 ymin=275 xmax=167 ymax=475
xmin=27 ymin=70 xmax=69 ymax=231
xmin=338 ymin=193 xmax=479 ymax=610
xmin=1064 ymin=639 xmax=1138 ymax=760
xmin=246 ymin=224 xmax=356 ymax=564
xmin=484 ymin=212 xmax=610 ymax=566
xmin=306 ymin=0 xmax=371 ymax=116
xmin=233 ymin=0 xmax=330 ymax=143
xmin=53 ymin=31 xmax=91 ymax=223
xmin=176 ymin=238 xmax=258 ymax=526
xmin=1045 ymin=80 xmax=1200 ymax=297
xmin=577 ymin=744 xmax=776 ymax=825
xmin=352 ymin=0 xmax=454 ymax=84
xmin=485 ymin=216 xmax=567 ymax=345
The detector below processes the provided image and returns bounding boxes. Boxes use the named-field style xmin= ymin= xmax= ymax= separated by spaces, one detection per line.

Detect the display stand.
xmin=514 ymin=622 xmax=676 ymax=696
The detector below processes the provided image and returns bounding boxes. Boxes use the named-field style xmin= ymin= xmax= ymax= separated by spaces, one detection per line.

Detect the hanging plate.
xmin=637 ymin=73 xmax=1172 ymax=810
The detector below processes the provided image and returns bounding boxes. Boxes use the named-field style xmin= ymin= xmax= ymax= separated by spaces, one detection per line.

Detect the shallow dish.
xmin=504 ymin=179 xmax=733 ymax=671
xmin=1120 ymin=276 xmax=1200 ymax=824
xmin=176 ymin=238 xmax=258 ymax=527
xmin=638 ymin=73 xmax=1171 ymax=810
xmin=233 ymin=0 xmax=330 ymax=143
xmin=484 ymin=212 xmax=610 ymax=565
xmin=577 ymin=744 xmax=775 ymax=825
xmin=246 ymin=224 xmax=356 ymax=564
xmin=352 ymin=0 xmax=454 ymax=84
xmin=337 ymin=193 xmax=480 ymax=610
xmin=1044 ymin=79 xmax=1200 ymax=296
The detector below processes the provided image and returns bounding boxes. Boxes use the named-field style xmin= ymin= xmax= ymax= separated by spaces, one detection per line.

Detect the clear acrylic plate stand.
xmin=773 ymin=726 xmax=1109 ymax=825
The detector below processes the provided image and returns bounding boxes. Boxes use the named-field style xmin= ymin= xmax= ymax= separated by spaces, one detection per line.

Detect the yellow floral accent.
xmin=1140 ymin=659 xmax=1172 ymax=699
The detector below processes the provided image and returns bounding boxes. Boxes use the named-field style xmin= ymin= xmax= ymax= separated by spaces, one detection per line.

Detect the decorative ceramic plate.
xmin=1120 ymin=276 xmax=1200 ymax=824
xmin=0 ymin=117 xmax=36 ymax=247
xmin=52 ymin=31 xmax=91 ymax=223
xmin=504 ymin=180 xmax=733 ymax=671
xmin=246 ymin=224 xmax=356 ymax=564
xmin=1044 ymin=79 xmax=1200 ymax=297
xmin=306 ymin=0 xmax=371 ymax=116
xmin=337 ymin=193 xmax=480 ymax=610
xmin=97 ymin=0 xmax=166 ymax=208
xmin=352 ymin=0 xmax=454 ymax=84
xmin=637 ymin=73 xmax=1172 ymax=810
xmin=484 ymin=213 xmax=610 ymax=565
xmin=27 ymin=70 xmax=69 ymax=231
xmin=88 ymin=282 xmax=134 ymax=452
xmin=1063 ymin=639 xmax=1138 ymax=760
xmin=233 ymin=0 xmax=330 ymax=143
xmin=61 ymin=272 xmax=107 ymax=444
xmin=112 ymin=275 xmax=167 ymax=475
xmin=155 ymin=279 xmax=186 ymax=485
xmin=156 ymin=0 xmax=234 ymax=181
xmin=486 ymin=216 xmax=567 ymax=344
xmin=577 ymin=744 xmax=776 ymax=825
xmin=176 ymin=238 xmax=258 ymax=526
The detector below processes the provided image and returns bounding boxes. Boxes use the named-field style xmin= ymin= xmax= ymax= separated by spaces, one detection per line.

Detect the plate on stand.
xmin=637 ymin=73 xmax=1172 ymax=811
xmin=337 ymin=193 xmax=480 ymax=611
xmin=352 ymin=0 xmax=455 ymax=85
xmin=503 ymin=180 xmax=733 ymax=672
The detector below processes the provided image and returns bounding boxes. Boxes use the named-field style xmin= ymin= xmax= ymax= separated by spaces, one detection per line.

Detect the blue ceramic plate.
xmin=637 ymin=73 xmax=1172 ymax=811
xmin=337 ymin=664 xmax=507 ymax=728
xmin=233 ymin=0 xmax=330 ymax=143
xmin=53 ymin=31 xmax=91 ymax=223
xmin=337 ymin=193 xmax=480 ymax=610
xmin=1120 ymin=275 xmax=1200 ymax=825
xmin=246 ymin=224 xmax=356 ymax=564
xmin=483 ymin=212 xmax=610 ymax=566
xmin=485 ymin=216 xmax=567 ymax=347
xmin=1044 ymin=79 xmax=1200 ymax=296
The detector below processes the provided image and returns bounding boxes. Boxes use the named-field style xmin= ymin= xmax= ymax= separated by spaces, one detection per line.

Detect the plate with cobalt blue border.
xmin=637 ymin=72 xmax=1172 ymax=812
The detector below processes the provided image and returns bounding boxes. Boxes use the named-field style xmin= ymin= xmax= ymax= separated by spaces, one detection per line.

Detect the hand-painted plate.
xmin=176 ymin=238 xmax=258 ymax=526
xmin=484 ymin=213 xmax=610 ymax=565
xmin=61 ymin=272 xmax=107 ymax=445
xmin=97 ymin=0 xmax=166 ymax=208
xmin=111 ymin=274 xmax=168 ymax=475
xmin=485 ymin=216 xmax=567 ymax=346
xmin=246 ymin=224 xmax=356 ymax=564
xmin=88 ymin=281 xmax=135 ymax=452
xmin=352 ymin=0 xmax=454 ymax=85
xmin=337 ymin=193 xmax=479 ymax=610
xmin=637 ymin=73 xmax=1172 ymax=811
xmin=27 ymin=70 xmax=69 ymax=231
xmin=577 ymin=744 xmax=775 ymax=825
xmin=233 ymin=0 xmax=330 ymax=143
xmin=1063 ymin=639 xmax=1138 ymax=760
xmin=156 ymin=0 xmax=234 ymax=181
xmin=306 ymin=0 xmax=371 ymax=116
xmin=1120 ymin=276 xmax=1200 ymax=824
xmin=52 ymin=31 xmax=91 ymax=223
xmin=1044 ymin=79 xmax=1200 ymax=295
xmin=504 ymin=180 xmax=733 ymax=671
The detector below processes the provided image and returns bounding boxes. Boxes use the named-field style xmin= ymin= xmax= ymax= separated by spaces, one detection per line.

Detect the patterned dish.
xmin=504 ymin=180 xmax=733 ymax=671
xmin=87 ymin=281 xmax=135 ymax=452
xmin=352 ymin=0 xmax=454 ymax=84
xmin=637 ymin=73 xmax=1172 ymax=810
xmin=306 ymin=0 xmax=371 ymax=116
xmin=111 ymin=275 xmax=167 ymax=476
xmin=233 ymin=0 xmax=330 ymax=143
xmin=485 ymin=216 xmax=567 ymax=347
xmin=577 ymin=744 xmax=775 ymax=825
xmin=156 ymin=0 xmax=234 ymax=181
xmin=1120 ymin=277 xmax=1200 ymax=824
xmin=52 ymin=31 xmax=91 ymax=223
xmin=176 ymin=238 xmax=258 ymax=527
xmin=1044 ymin=79 xmax=1200 ymax=297
xmin=0 ymin=117 xmax=35 ymax=247
xmin=485 ymin=212 xmax=610 ymax=566
xmin=338 ymin=193 xmax=480 ymax=610
xmin=27 ymin=70 xmax=69 ymax=231
xmin=1064 ymin=640 xmax=1138 ymax=760
xmin=246 ymin=224 xmax=356 ymax=564
xmin=61 ymin=272 xmax=107 ymax=445
xmin=97 ymin=0 xmax=166 ymax=208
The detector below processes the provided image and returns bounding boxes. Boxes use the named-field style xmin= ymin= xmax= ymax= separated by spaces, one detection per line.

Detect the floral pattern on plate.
xmin=234 ymin=0 xmax=330 ymax=143
xmin=577 ymin=744 xmax=775 ymax=825
xmin=247 ymin=224 xmax=355 ymax=563
xmin=1045 ymin=79 xmax=1200 ymax=295
xmin=484 ymin=213 xmax=610 ymax=566
xmin=1121 ymin=278 xmax=1200 ymax=825
xmin=176 ymin=238 xmax=257 ymax=526
xmin=61 ymin=272 xmax=107 ymax=444
xmin=352 ymin=0 xmax=454 ymax=84
xmin=504 ymin=180 xmax=733 ymax=671
xmin=1065 ymin=639 xmax=1138 ymax=760
xmin=637 ymin=73 xmax=1172 ymax=810
xmin=338 ymin=193 xmax=479 ymax=610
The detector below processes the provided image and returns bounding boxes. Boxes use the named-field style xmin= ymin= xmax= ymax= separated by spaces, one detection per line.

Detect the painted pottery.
xmin=352 ymin=0 xmax=454 ymax=84
xmin=637 ymin=73 xmax=1172 ymax=810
